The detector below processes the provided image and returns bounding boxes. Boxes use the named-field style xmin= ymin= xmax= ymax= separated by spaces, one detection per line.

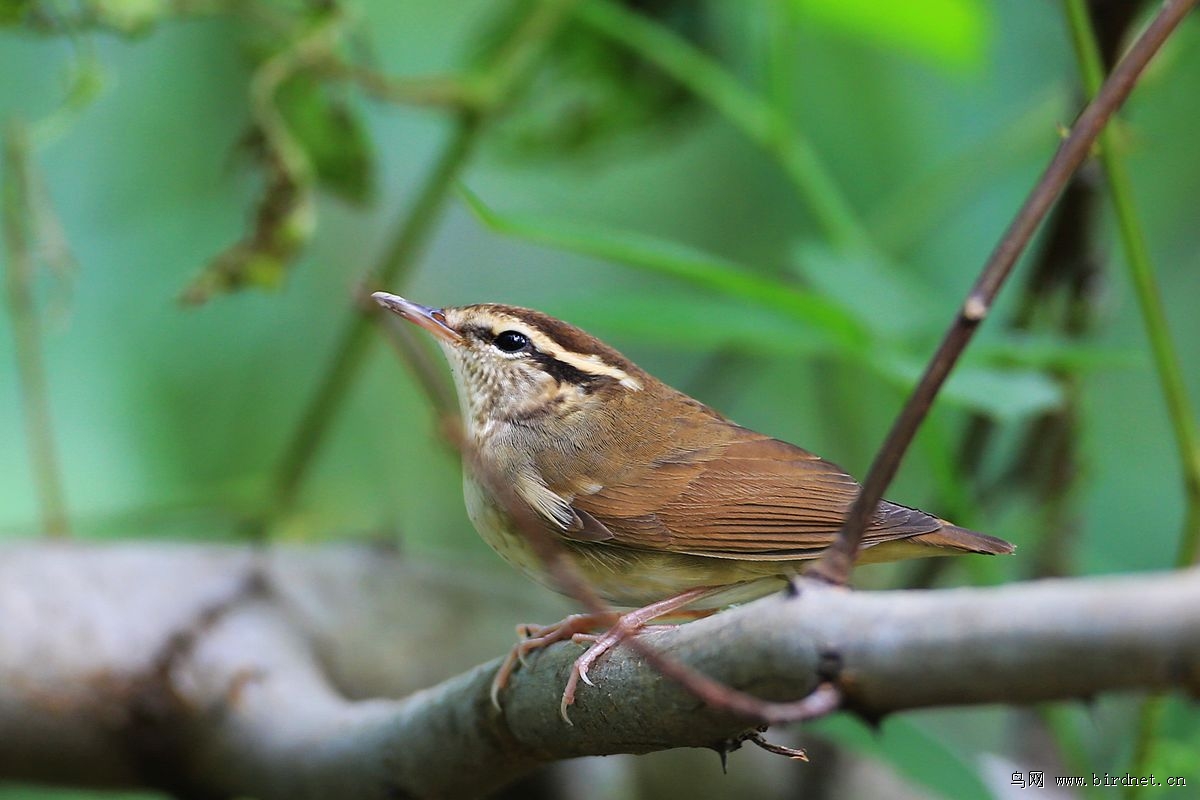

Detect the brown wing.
xmin=570 ymin=425 xmax=941 ymax=561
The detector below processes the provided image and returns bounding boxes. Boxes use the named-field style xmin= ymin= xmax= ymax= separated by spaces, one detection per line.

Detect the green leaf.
xmin=573 ymin=294 xmax=1073 ymax=420
xmin=973 ymin=332 xmax=1140 ymax=373
xmin=488 ymin=7 xmax=702 ymax=158
xmin=792 ymin=241 xmax=943 ymax=337
xmin=462 ymin=189 xmax=1071 ymax=421
xmin=556 ymin=293 xmax=842 ymax=359
xmin=1143 ymin=728 xmax=1200 ymax=779
xmin=880 ymin=352 xmax=1064 ymax=421
xmin=460 ymin=186 xmax=870 ymax=352
xmin=791 ymin=0 xmax=990 ymax=73
xmin=813 ymin=715 xmax=993 ymax=799
xmin=277 ymin=77 xmax=374 ymax=206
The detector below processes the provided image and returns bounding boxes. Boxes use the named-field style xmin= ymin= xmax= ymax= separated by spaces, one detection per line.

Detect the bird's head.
xmin=372 ymin=293 xmax=645 ymax=439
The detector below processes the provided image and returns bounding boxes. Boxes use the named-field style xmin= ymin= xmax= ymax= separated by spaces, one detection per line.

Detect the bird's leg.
xmin=491 ymin=586 xmax=723 ymax=719
xmin=560 ymin=586 xmax=721 ymax=722
xmin=491 ymin=612 xmax=619 ymax=709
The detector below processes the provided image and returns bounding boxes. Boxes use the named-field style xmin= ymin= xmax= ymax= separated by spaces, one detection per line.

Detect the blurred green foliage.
xmin=2 ymin=1 xmax=1200 ymax=798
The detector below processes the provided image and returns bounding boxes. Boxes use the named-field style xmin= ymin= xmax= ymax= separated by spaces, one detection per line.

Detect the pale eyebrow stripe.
xmin=541 ymin=345 xmax=643 ymax=390
xmin=503 ymin=320 xmax=643 ymax=391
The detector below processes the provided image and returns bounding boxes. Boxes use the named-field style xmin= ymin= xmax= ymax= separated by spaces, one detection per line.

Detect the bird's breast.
xmin=460 ymin=470 xmax=786 ymax=607
xmin=462 ymin=472 xmax=552 ymax=588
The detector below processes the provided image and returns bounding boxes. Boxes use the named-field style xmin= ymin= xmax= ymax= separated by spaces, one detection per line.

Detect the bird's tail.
xmin=911 ymin=522 xmax=1015 ymax=555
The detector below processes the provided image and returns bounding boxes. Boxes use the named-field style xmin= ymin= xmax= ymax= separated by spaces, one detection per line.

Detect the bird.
xmin=372 ymin=292 xmax=1014 ymax=720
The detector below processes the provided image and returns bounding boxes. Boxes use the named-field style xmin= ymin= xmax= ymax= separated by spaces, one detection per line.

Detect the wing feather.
xmin=570 ymin=424 xmax=941 ymax=560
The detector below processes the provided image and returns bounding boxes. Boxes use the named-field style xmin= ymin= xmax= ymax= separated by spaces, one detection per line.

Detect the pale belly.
xmin=462 ymin=474 xmax=790 ymax=608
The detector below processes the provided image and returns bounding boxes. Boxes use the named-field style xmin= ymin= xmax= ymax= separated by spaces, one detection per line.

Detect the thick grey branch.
xmin=1 ymin=542 xmax=1197 ymax=798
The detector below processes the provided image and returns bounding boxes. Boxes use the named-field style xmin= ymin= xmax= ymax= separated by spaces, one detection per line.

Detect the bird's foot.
xmin=559 ymin=621 xmax=674 ymax=721
xmin=490 ymin=587 xmax=721 ymax=723
xmin=491 ymin=612 xmax=617 ymax=710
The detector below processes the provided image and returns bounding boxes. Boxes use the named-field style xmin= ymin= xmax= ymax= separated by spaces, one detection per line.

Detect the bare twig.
xmin=747 ymin=731 xmax=812 ymax=761
xmin=812 ymin=0 xmax=1200 ymax=585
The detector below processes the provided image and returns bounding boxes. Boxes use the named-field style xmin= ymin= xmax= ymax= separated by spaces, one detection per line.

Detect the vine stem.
xmin=3 ymin=121 xmax=71 ymax=538
xmin=1062 ymin=1 xmax=1200 ymax=794
xmin=263 ymin=0 xmax=579 ymax=529
xmin=810 ymin=0 xmax=1200 ymax=584
xmin=1064 ymin=0 xmax=1200 ymax=568
xmin=266 ymin=115 xmax=482 ymax=524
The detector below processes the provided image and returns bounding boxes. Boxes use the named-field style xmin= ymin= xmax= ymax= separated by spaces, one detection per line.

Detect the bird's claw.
xmin=496 ymin=588 xmax=720 ymax=722
xmin=492 ymin=614 xmax=613 ymax=714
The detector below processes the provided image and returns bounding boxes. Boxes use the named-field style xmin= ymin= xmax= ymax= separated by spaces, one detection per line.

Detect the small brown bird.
xmin=373 ymin=292 xmax=1013 ymax=718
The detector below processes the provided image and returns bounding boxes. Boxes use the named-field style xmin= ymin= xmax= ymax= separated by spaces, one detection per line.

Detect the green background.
xmin=2 ymin=1 xmax=1198 ymax=797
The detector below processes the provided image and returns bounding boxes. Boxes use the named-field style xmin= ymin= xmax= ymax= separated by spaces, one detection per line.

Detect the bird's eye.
xmin=493 ymin=330 xmax=530 ymax=353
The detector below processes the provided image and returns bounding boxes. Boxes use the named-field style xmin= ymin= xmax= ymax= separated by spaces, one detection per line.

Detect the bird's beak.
xmin=371 ymin=292 xmax=463 ymax=345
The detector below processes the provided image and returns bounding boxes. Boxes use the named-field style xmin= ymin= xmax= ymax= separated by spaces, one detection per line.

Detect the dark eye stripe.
xmin=463 ymin=317 xmax=616 ymax=391
xmin=527 ymin=349 xmax=612 ymax=391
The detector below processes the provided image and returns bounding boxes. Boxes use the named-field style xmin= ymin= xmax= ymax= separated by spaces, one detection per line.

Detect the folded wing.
xmin=571 ymin=425 xmax=945 ymax=561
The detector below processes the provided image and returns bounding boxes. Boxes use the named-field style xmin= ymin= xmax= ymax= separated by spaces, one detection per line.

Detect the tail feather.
xmin=911 ymin=521 xmax=1015 ymax=555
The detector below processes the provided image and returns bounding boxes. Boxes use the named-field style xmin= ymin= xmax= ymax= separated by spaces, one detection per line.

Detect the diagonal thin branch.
xmin=812 ymin=0 xmax=1200 ymax=585
xmin=406 ymin=0 xmax=1200 ymax=725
